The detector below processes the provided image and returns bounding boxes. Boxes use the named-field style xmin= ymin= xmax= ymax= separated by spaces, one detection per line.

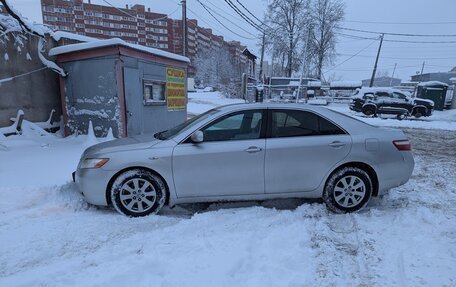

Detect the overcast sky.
xmin=10 ymin=0 xmax=456 ymax=81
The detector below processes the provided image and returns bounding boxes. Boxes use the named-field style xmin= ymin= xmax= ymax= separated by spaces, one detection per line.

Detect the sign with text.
xmin=166 ymin=67 xmax=186 ymax=111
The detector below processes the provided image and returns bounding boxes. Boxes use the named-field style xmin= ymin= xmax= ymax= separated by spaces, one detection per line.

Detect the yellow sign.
xmin=166 ymin=67 xmax=186 ymax=111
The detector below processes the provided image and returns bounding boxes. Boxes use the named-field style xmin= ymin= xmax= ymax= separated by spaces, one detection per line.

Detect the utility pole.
xmin=258 ymin=33 xmax=266 ymax=83
xmin=369 ymin=33 xmax=384 ymax=87
xmin=390 ymin=63 xmax=397 ymax=86
xmin=181 ymin=0 xmax=187 ymax=57
xmin=419 ymin=61 xmax=425 ymax=82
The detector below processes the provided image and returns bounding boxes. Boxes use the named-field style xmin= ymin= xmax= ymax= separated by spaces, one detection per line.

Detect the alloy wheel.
xmin=333 ymin=175 xmax=366 ymax=208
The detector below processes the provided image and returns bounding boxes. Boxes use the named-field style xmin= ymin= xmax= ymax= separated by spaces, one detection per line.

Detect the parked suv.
xmin=350 ymin=88 xmax=434 ymax=118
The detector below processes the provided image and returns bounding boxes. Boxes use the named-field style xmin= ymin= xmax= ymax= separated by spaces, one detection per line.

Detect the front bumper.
xmin=73 ymin=168 xmax=114 ymax=206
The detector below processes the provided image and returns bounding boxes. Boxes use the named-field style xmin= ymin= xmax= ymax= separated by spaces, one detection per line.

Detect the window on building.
xmin=143 ymin=80 xmax=166 ymax=104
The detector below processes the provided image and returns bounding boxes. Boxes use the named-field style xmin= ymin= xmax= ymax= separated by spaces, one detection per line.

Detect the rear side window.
xmin=270 ymin=110 xmax=345 ymax=138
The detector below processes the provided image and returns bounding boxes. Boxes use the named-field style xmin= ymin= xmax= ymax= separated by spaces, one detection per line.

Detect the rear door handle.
xmin=245 ymin=146 xmax=263 ymax=153
xmin=329 ymin=141 xmax=346 ymax=148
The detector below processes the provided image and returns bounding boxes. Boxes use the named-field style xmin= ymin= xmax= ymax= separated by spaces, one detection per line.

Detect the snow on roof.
xmin=51 ymin=31 xmax=97 ymax=43
xmin=417 ymin=81 xmax=449 ymax=87
xmin=49 ymin=38 xmax=190 ymax=63
xmin=330 ymin=81 xmax=362 ymax=88
xmin=449 ymin=77 xmax=456 ymax=82
xmin=307 ymin=81 xmax=322 ymax=87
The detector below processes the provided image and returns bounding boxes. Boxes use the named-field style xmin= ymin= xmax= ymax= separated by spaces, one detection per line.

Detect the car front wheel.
xmin=110 ymin=169 xmax=167 ymax=217
xmin=323 ymin=167 xmax=373 ymax=213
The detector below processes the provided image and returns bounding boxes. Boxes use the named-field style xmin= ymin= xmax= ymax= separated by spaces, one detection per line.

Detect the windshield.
xmin=154 ymin=109 xmax=220 ymax=140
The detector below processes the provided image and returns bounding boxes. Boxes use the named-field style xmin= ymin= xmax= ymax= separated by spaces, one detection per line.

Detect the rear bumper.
xmin=74 ymin=168 xmax=114 ymax=206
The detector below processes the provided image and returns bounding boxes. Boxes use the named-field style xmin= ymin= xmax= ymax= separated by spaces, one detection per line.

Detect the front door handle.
xmin=329 ymin=141 xmax=346 ymax=148
xmin=245 ymin=146 xmax=263 ymax=153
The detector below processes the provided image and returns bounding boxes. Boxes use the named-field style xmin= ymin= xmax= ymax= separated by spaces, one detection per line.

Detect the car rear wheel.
xmin=413 ymin=107 xmax=425 ymax=118
xmin=110 ymin=169 xmax=166 ymax=217
xmin=323 ymin=167 xmax=372 ymax=213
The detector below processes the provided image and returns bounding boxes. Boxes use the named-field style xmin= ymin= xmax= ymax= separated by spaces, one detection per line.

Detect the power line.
xmin=223 ymin=0 xmax=265 ymax=33
xmin=101 ymin=0 xmax=179 ymax=21
xmin=345 ymin=20 xmax=456 ymax=25
xmin=324 ymin=39 xmax=378 ymax=74
xmin=337 ymin=53 xmax=456 ymax=60
xmin=233 ymin=0 xmax=271 ymax=29
xmin=178 ymin=1 xmax=238 ymax=42
xmin=339 ymin=27 xmax=456 ymax=37
xmin=336 ymin=32 xmax=456 ymax=43
xmin=195 ymin=0 xmax=258 ymax=39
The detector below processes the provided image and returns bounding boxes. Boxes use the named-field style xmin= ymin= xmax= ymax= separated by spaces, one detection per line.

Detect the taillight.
xmin=393 ymin=140 xmax=411 ymax=151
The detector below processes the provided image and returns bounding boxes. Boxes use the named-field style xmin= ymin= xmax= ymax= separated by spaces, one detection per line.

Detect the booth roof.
xmin=49 ymin=38 xmax=190 ymax=63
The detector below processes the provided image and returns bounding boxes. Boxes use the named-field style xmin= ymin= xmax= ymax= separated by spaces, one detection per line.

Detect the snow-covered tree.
xmin=194 ymin=46 xmax=242 ymax=97
xmin=308 ymin=0 xmax=345 ymax=79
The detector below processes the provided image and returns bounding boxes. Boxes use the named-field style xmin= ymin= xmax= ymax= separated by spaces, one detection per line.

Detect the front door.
xmin=172 ymin=109 xmax=266 ymax=198
xmin=265 ymin=109 xmax=352 ymax=194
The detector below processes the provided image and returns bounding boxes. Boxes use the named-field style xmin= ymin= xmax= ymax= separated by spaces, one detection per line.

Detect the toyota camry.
xmin=74 ymin=103 xmax=414 ymax=217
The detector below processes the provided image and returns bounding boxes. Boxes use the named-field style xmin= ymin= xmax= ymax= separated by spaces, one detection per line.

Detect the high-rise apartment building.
xmin=40 ymin=0 xmax=249 ymax=75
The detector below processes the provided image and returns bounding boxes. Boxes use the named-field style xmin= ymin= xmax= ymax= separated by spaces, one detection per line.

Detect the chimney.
xmin=88 ymin=0 xmax=91 ymax=3
xmin=126 ymin=4 xmax=128 ymax=9
xmin=148 ymin=8 xmax=150 ymax=12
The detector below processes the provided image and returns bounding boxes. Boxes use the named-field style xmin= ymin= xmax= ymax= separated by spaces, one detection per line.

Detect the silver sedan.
xmin=74 ymin=103 xmax=414 ymax=217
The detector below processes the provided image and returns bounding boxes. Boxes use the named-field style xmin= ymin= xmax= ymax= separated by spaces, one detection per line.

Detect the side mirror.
xmin=190 ymin=130 xmax=204 ymax=143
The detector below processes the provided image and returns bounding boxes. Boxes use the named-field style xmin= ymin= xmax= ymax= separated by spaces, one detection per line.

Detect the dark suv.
xmin=350 ymin=88 xmax=434 ymax=118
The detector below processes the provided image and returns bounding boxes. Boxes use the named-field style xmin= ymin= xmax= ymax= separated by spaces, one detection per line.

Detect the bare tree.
xmin=309 ymin=0 xmax=345 ymax=80
xmin=265 ymin=0 xmax=310 ymax=77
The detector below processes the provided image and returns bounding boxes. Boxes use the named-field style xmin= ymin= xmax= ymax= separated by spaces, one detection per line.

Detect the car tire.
xmin=413 ymin=108 xmax=425 ymax=118
xmin=110 ymin=169 xmax=167 ymax=217
xmin=362 ymin=106 xmax=376 ymax=116
xmin=323 ymin=167 xmax=373 ymax=213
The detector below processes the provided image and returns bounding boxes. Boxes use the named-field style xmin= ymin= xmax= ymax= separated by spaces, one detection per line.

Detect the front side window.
xmin=202 ymin=110 xmax=263 ymax=142
xmin=270 ymin=110 xmax=345 ymax=138
xmin=143 ymin=80 xmax=165 ymax=105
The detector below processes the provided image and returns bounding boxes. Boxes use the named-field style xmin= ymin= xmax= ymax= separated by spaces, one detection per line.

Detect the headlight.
xmin=79 ymin=158 xmax=109 ymax=169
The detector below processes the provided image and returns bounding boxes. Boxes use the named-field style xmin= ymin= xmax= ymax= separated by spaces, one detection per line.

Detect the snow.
xmin=4 ymin=52 xmax=8 ymax=61
xmin=417 ymin=81 xmax=449 ymax=87
xmin=38 ymin=37 xmax=66 ymax=77
xmin=330 ymin=81 xmax=362 ymax=88
xmin=307 ymin=81 xmax=322 ymax=87
xmin=49 ymin=38 xmax=191 ymax=63
xmin=51 ymin=31 xmax=97 ymax=43
xmin=0 ymin=127 xmax=455 ymax=286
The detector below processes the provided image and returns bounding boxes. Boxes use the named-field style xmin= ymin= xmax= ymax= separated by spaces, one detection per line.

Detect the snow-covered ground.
xmin=1 ymin=92 xmax=456 ymax=286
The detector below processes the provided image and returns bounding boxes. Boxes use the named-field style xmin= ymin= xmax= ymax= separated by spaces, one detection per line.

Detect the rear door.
xmin=265 ymin=109 xmax=352 ymax=194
